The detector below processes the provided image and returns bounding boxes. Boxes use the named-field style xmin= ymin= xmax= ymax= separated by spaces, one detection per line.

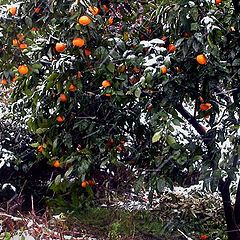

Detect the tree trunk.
xmin=176 ymin=103 xmax=240 ymax=239
xmin=219 ymin=177 xmax=240 ymax=240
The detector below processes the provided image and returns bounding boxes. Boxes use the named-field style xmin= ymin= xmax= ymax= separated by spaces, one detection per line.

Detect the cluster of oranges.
xmin=37 ymin=144 xmax=61 ymax=168
xmin=0 ymin=76 xmax=17 ymax=85
xmin=81 ymin=179 xmax=96 ymax=188
xmin=55 ymin=37 xmax=85 ymax=53
xmin=12 ymin=33 xmax=28 ymax=51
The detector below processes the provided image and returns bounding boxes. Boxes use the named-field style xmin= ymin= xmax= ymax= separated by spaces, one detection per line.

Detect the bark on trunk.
xmin=219 ymin=177 xmax=240 ymax=240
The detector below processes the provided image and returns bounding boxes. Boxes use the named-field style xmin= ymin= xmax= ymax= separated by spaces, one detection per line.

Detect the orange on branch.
xmin=34 ymin=7 xmax=41 ymax=13
xmin=88 ymin=6 xmax=99 ymax=15
xmin=56 ymin=115 xmax=65 ymax=123
xmin=59 ymin=93 xmax=68 ymax=103
xmin=103 ymin=5 xmax=109 ymax=13
xmin=69 ymin=84 xmax=77 ymax=92
xmin=37 ymin=145 xmax=43 ymax=153
xmin=102 ymin=80 xmax=111 ymax=88
xmin=167 ymin=44 xmax=176 ymax=53
xmin=79 ymin=16 xmax=91 ymax=26
xmin=0 ymin=79 xmax=7 ymax=85
xmin=19 ymin=43 xmax=28 ymax=50
xmin=53 ymin=160 xmax=60 ymax=168
xmin=18 ymin=65 xmax=29 ymax=75
xmin=215 ymin=0 xmax=222 ymax=5
xmin=88 ymin=180 xmax=95 ymax=186
xmin=72 ymin=38 xmax=85 ymax=47
xmin=12 ymin=76 xmax=17 ymax=82
xmin=81 ymin=180 xmax=89 ymax=188
xmin=200 ymin=103 xmax=212 ymax=111
xmin=108 ymin=17 xmax=114 ymax=25
xmin=17 ymin=33 xmax=24 ymax=42
xmin=196 ymin=54 xmax=207 ymax=65
xmin=160 ymin=65 xmax=168 ymax=74
xmin=9 ymin=6 xmax=17 ymax=15
xmin=55 ymin=42 xmax=66 ymax=52
xmin=12 ymin=39 xmax=19 ymax=46
xmin=84 ymin=49 xmax=91 ymax=56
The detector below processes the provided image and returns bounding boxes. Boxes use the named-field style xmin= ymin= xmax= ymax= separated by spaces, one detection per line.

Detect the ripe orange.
xmin=59 ymin=93 xmax=68 ymax=103
xmin=103 ymin=5 xmax=109 ymax=13
xmin=12 ymin=76 xmax=17 ymax=82
xmin=69 ymin=84 xmax=77 ymax=92
xmin=37 ymin=145 xmax=43 ymax=153
xmin=108 ymin=17 xmax=114 ymax=25
xmin=79 ymin=16 xmax=91 ymax=26
xmin=12 ymin=39 xmax=19 ymax=46
xmin=19 ymin=43 xmax=28 ymax=50
xmin=102 ymin=80 xmax=111 ymax=88
xmin=34 ymin=7 xmax=41 ymax=13
xmin=200 ymin=103 xmax=212 ymax=111
xmin=0 ymin=79 xmax=7 ymax=85
xmin=196 ymin=54 xmax=207 ymax=65
xmin=161 ymin=65 xmax=168 ymax=74
xmin=88 ymin=180 xmax=95 ymax=186
xmin=17 ymin=33 xmax=24 ymax=42
xmin=9 ymin=6 xmax=17 ymax=15
xmin=88 ymin=6 xmax=100 ymax=15
xmin=81 ymin=180 xmax=89 ymax=188
xmin=72 ymin=38 xmax=85 ymax=47
xmin=53 ymin=160 xmax=60 ymax=168
xmin=55 ymin=42 xmax=66 ymax=52
xmin=56 ymin=115 xmax=65 ymax=123
xmin=215 ymin=0 xmax=222 ymax=4
xmin=18 ymin=65 xmax=29 ymax=75
xmin=31 ymin=27 xmax=39 ymax=31
xmin=84 ymin=49 xmax=91 ymax=56
xmin=200 ymin=235 xmax=208 ymax=240
xmin=167 ymin=44 xmax=176 ymax=53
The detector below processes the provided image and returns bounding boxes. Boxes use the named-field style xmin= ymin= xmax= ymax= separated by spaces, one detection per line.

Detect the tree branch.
xmin=175 ymin=102 xmax=206 ymax=136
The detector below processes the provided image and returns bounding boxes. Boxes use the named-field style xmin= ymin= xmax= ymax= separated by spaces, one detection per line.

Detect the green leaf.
xmin=152 ymin=131 xmax=161 ymax=143
xmin=134 ymin=87 xmax=141 ymax=98
xmin=31 ymin=63 xmax=42 ymax=69
xmin=25 ymin=16 xmax=33 ymax=28
xmin=166 ymin=135 xmax=176 ymax=146
xmin=64 ymin=166 xmax=73 ymax=179
xmin=30 ymin=142 xmax=39 ymax=148
xmin=107 ymin=62 xmax=115 ymax=73
xmin=36 ymin=128 xmax=48 ymax=134
xmin=48 ymin=72 xmax=59 ymax=82
xmin=54 ymin=174 xmax=62 ymax=185
xmin=172 ymin=118 xmax=181 ymax=126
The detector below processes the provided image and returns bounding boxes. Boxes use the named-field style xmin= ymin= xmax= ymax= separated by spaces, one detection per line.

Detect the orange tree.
xmin=0 ymin=0 xmax=240 ymax=238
